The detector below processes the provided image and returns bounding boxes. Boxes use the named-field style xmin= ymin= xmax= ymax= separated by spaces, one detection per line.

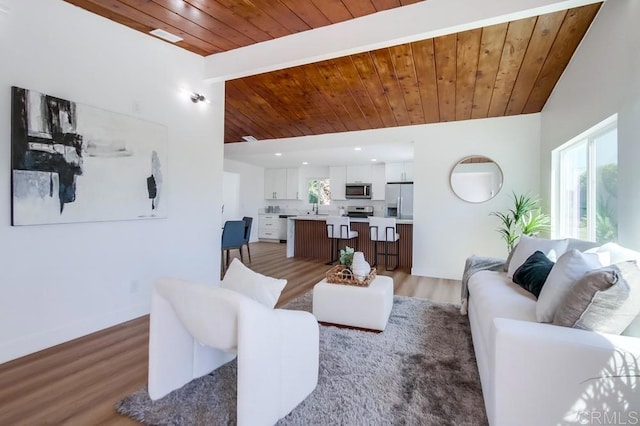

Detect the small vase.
xmin=351 ymin=252 xmax=370 ymax=282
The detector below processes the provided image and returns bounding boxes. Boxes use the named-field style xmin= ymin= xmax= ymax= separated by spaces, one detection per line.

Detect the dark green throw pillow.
xmin=513 ymin=250 xmax=554 ymax=297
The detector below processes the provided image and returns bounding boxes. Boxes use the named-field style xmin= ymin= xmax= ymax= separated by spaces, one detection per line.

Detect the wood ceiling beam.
xmin=204 ymin=0 xmax=604 ymax=82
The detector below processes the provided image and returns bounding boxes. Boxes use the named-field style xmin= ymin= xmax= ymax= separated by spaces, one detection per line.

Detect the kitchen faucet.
xmin=312 ymin=202 xmax=319 ymax=215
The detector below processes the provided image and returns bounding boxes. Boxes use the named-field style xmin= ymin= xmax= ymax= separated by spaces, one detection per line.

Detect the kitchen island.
xmin=286 ymin=216 xmax=413 ymax=268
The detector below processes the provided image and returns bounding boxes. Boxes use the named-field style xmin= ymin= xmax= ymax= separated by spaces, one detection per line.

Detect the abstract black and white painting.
xmin=11 ymin=86 xmax=167 ymax=226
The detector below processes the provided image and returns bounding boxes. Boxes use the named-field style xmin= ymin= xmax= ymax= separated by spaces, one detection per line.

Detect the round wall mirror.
xmin=450 ymin=155 xmax=503 ymax=203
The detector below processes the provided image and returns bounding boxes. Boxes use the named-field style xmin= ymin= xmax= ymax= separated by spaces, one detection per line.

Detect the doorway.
xmin=222 ymin=171 xmax=240 ymax=225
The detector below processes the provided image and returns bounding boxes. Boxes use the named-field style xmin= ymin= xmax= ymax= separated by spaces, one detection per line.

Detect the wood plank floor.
xmin=0 ymin=242 xmax=461 ymax=425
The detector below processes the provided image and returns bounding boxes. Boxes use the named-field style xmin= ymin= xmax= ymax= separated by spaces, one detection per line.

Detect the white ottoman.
xmin=312 ymin=275 xmax=394 ymax=331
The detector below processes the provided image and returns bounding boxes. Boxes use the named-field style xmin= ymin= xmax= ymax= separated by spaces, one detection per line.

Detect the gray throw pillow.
xmin=553 ymin=261 xmax=640 ymax=334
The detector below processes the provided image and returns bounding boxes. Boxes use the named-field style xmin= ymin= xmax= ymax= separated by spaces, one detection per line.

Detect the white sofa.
xmin=467 ymin=241 xmax=640 ymax=426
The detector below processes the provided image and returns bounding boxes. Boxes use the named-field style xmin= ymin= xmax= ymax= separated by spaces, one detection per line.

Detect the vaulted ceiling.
xmin=64 ymin=0 xmax=422 ymax=56
xmin=63 ymin=1 xmax=602 ymax=144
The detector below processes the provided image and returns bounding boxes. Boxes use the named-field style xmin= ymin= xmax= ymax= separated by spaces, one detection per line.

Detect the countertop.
xmin=290 ymin=215 xmax=413 ymax=224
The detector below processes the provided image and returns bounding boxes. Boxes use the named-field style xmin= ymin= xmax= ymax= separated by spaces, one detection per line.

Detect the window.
xmin=308 ymin=178 xmax=331 ymax=205
xmin=553 ymin=116 xmax=617 ymax=243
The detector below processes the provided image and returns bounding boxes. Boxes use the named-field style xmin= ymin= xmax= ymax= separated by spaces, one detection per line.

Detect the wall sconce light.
xmin=190 ymin=92 xmax=208 ymax=103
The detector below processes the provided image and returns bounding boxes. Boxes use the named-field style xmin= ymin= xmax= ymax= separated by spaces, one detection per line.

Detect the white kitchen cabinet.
xmin=286 ymin=168 xmax=301 ymax=200
xmin=264 ymin=168 xmax=287 ymax=199
xmin=264 ymin=168 xmax=301 ymax=200
xmin=346 ymin=165 xmax=372 ymax=183
xmin=385 ymin=162 xmax=404 ymax=182
xmin=329 ymin=166 xmax=347 ymax=200
xmin=371 ymin=164 xmax=386 ymax=200
xmin=385 ymin=162 xmax=414 ymax=182
xmin=403 ymin=162 xmax=414 ymax=181
xmin=258 ymin=214 xmax=283 ymax=241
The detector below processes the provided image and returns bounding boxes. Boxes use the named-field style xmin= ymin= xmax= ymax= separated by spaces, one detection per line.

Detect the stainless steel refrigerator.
xmin=385 ymin=183 xmax=414 ymax=219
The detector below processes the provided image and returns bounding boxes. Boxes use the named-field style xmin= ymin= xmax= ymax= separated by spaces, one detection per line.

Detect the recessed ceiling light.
xmin=354 ymin=147 xmax=362 ymax=151
xmin=302 ymin=161 xmax=308 ymax=165
xmin=371 ymin=158 xmax=377 ymax=162
xmin=275 ymin=153 xmax=282 ymax=156
xmin=242 ymin=136 xmax=258 ymax=142
xmin=149 ymin=29 xmax=183 ymax=43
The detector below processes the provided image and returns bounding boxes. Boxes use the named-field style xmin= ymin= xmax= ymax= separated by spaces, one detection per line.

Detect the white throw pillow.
xmin=584 ymin=246 xmax=611 ymax=266
xmin=221 ymin=258 xmax=286 ymax=308
xmin=507 ymin=235 xmax=569 ymax=279
xmin=594 ymin=242 xmax=640 ymax=265
xmin=536 ymin=249 xmax=602 ymax=322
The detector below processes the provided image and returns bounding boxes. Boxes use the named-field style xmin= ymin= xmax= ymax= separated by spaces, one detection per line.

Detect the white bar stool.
xmin=325 ymin=216 xmax=358 ymax=264
xmin=369 ymin=217 xmax=400 ymax=271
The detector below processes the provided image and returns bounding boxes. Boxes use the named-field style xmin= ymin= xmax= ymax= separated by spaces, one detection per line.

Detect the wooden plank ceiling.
xmin=63 ymin=1 xmax=601 ymax=144
xmin=64 ymin=0 xmax=422 ymax=56
xmin=225 ymin=3 xmax=601 ymax=143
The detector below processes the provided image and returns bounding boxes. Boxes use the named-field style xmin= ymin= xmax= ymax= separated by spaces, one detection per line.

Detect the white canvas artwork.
xmin=11 ymin=86 xmax=167 ymax=225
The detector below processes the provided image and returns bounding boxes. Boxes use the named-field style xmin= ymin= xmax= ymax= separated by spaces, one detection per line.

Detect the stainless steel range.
xmin=346 ymin=206 xmax=374 ymax=218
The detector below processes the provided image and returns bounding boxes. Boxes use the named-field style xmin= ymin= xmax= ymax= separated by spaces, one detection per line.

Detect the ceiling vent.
xmin=242 ymin=136 xmax=258 ymax=142
xmin=149 ymin=29 xmax=183 ymax=43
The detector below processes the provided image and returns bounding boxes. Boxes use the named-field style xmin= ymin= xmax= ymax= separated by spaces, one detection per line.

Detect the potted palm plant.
xmin=491 ymin=192 xmax=550 ymax=252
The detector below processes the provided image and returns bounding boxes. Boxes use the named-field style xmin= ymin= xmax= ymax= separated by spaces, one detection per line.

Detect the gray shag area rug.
xmin=116 ymin=293 xmax=487 ymax=425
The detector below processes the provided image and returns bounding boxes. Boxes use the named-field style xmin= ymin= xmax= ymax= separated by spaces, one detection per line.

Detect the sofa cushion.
xmin=221 ymin=258 xmax=287 ymax=308
xmin=507 ymin=235 xmax=569 ymax=279
xmin=553 ymin=261 xmax=640 ymax=334
xmin=584 ymin=247 xmax=612 ymax=266
xmin=512 ymin=251 xmax=554 ymax=298
xmin=536 ymin=250 xmax=602 ymax=323
xmin=594 ymin=242 xmax=640 ymax=265
xmin=566 ymin=238 xmax=599 ymax=252
xmin=623 ymin=314 xmax=640 ymax=337
xmin=468 ymin=270 xmax=537 ymax=350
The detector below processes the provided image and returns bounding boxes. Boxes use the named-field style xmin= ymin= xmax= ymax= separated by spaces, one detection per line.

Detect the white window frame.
xmin=551 ymin=114 xmax=617 ymax=241
xmin=307 ymin=177 xmax=331 ymax=205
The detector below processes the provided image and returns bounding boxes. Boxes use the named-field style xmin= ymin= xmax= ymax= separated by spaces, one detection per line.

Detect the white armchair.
xmin=148 ymin=278 xmax=319 ymax=426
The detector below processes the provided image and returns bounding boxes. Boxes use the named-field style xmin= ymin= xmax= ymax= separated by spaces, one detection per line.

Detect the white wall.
xmin=227 ymin=114 xmax=540 ymax=279
xmin=222 ymin=172 xmax=241 ymax=225
xmin=0 ymin=0 xmax=223 ymax=363
xmin=223 ymin=159 xmax=265 ymax=241
xmin=413 ymin=115 xmax=541 ymax=279
xmin=540 ymin=0 xmax=640 ymax=250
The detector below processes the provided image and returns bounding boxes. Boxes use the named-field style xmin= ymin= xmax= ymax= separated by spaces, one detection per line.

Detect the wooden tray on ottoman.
xmin=325 ymin=265 xmax=376 ymax=287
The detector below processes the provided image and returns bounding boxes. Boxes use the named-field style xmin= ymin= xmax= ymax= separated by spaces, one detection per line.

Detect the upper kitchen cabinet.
xmin=346 ymin=165 xmax=372 ymax=183
xmin=265 ymin=168 xmax=302 ymax=200
xmin=371 ymin=164 xmax=386 ymax=200
xmin=332 ymin=165 xmax=383 ymax=200
xmin=385 ymin=162 xmax=414 ymax=182
xmin=264 ymin=168 xmax=287 ymax=200
xmin=286 ymin=168 xmax=301 ymax=200
xmin=403 ymin=162 xmax=414 ymax=181
xmin=329 ymin=166 xmax=347 ymax=200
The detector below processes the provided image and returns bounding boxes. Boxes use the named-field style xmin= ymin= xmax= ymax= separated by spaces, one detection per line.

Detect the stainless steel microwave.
xmin=345 ymin=183 xmax=372 ymax=199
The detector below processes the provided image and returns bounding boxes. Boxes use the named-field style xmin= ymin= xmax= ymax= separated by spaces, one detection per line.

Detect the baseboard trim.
xmin=0 ymin=303 xmax=149 ymax=364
